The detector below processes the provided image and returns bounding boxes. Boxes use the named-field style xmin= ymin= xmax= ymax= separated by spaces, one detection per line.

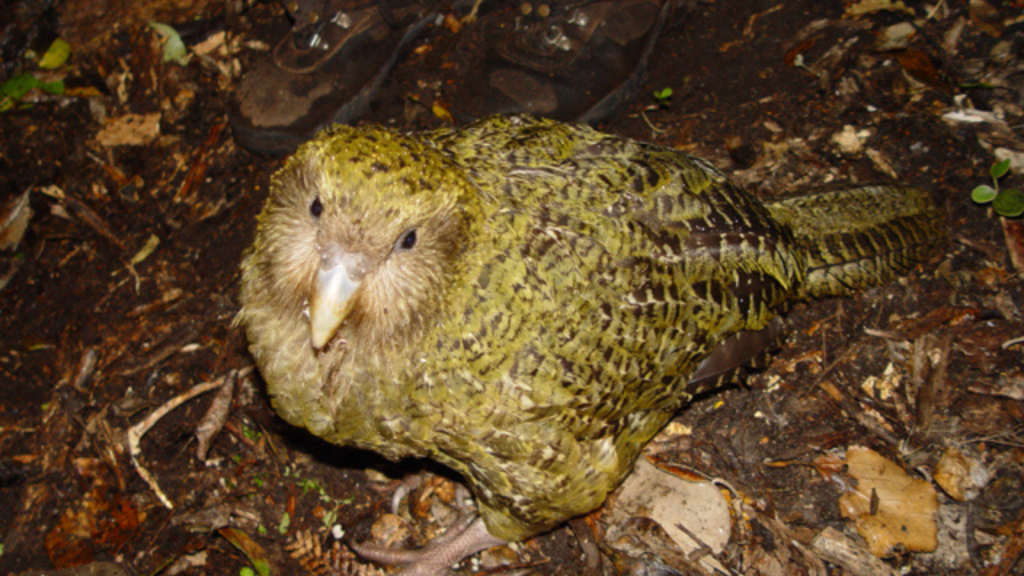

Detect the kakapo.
xmin=237 ymin=114 xmax=944 ymax=574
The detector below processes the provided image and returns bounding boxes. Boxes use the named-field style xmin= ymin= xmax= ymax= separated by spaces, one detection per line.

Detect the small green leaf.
xmin=220 ymin=527 xmax=271 ymax=576
xmin=38 ymin=38 xmax=71 ymax=69
xmin=322 ymin=509 xmax=337 ymax=528
xmin=149 ymin=21 xmax=190 ymax=66
xmin=990 ymin=158 xmax=1011 ymax=179
xmin=0 ymin=73 xmax=63 ymax=111
xmin=241 ymin=423 xmax=262 ymax=441
xmin=971 ymin=184 xmax=996 ymax=204
xmin=993 ymin=188 xmax=1024 ymax=218
xmin=653 ymin=87 xmax=673 ymax=101
xmin=1 ymin=73 xmax=40 ymax=100
xmin=278 ymin=512 xmax=290 ymax=534
xmin=37 ymin=79 xmax=64 ymax=95
xmin=239 ymin=568 xmax=255 ymax=576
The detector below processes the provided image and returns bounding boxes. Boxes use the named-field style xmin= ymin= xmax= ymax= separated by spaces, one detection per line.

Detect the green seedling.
xmin=641 ymin=88 xmax=674 ymax=134
xmin=241 ymin=422 xmax=262 ymax=441
xmin=149 ymin=22 xmax=190 ymax=66
xmin=1 ymin=73 xmax=64 ymax=112
xmin=0 ymin=38 xmax=70 ymax=112
xmin=652 ymin=87 xmax=673 ymax=106
xmin=972 ymin=159 xmax=1024 ymax=218
xmin=38 ymin=39 xmax=71 ymax=69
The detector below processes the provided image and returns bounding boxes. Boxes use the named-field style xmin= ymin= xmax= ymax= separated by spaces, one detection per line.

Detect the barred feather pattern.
xmin=237 ymin=115 xmax=944 ymax=543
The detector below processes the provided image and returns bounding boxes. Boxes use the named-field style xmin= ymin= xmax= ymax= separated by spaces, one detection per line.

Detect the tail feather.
xmin=765 ymin=184 xmax=945 ymax=299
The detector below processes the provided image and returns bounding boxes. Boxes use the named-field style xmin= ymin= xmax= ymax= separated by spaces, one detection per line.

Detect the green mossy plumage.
xmin=237 ymin=115 xmax=944 ymax=542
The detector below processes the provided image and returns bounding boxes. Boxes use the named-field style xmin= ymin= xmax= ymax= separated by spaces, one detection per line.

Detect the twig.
xmin=173 ymin=121 xmax=226 ymax=205
xmin=640 ymin=106 xmax=668 ymax=134
xmin=811 ymin=527 xmax=898 ymax=576
xmin=863 ymin=327 xmax=909 ymax=341
xmin=1002 ymin=335 xmax=1024 ymax=349
xmin=196 ymin=370 xmax=238 ymax=462
xmin=128 ymin=377 xmax=227 ymax=508
xmin=916 ymin=335 xmax=952 ymax=430
xmin=71 ymin=347 xmax=99 ymax=392
xmin=954 ymin=234 xmax=1003 ymax=262
xmin=801 ymin=340 xmax=864 ymax=398
xmin=39 ymin=184 xmax=123 ymax=249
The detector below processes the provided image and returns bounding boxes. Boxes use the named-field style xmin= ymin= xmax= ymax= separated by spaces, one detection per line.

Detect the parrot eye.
xmin=396 ymin=228 xmax=417 ymax=251
xmin=310 ymin=197 xmax=323 ymax=218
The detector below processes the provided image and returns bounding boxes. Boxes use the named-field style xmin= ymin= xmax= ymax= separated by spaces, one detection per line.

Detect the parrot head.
xmin=248 ymin=125 xmax=481 ymax=354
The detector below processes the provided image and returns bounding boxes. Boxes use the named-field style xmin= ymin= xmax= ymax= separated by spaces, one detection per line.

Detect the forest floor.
xmin=1 ymin=0 xmax=1023 ymax=575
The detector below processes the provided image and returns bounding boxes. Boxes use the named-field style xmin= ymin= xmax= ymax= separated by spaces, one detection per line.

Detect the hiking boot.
xmin=447 ymin=0 xmax=673 ymax=123
xmin=231 ymin=0 xmax=440 ymax=155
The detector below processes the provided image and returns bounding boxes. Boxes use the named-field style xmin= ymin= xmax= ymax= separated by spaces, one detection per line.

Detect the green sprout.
xmin=1 ymin=38 xmax=69 ymax=112
xmin=641 ymin=88 xmax=674 ymax=134
xmin=38 ymin=39 xmax=71 ymax=69
xmin=296 ymin=477 xmax=324 ymax=498
xmin=241 ymin=422 xmax=262 ymax=441
xmin=321 ymin=508 xmax=338 ymax=530
xmin=972 ymin=159 xmax=1024 ymax=218
xmin=148 ymin=22 xmax=190 ymax=66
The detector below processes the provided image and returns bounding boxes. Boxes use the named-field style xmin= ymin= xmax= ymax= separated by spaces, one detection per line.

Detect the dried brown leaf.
xmin=839 ymin=446 xmax=938 ymax=557
xmin=219 ymin=527 xmax=270 ymax=575
xmin=1001 ymin=218 xmax=1024 ymax=272
xmin=968 ymin=0 xmax=1004 ymax=36
xmin=844 ymin=0 xmax=914 ymax=17
xmin=95 ymin=113 xmax=161 ymax=147
xmin=0 ymin=187 xmax=33 ymax=250
xmin=195 ymin=370 xmax=236 ymax=461
xmin=896 ymin=50 xmax=952 ymax=93
xmin=933 ymin=446 xmax=992 ymax=501
xmin=606 ymin=458 xmax=731 ymax=574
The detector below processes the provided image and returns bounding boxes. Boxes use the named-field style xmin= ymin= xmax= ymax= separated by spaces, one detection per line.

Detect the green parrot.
xmin=237 ymin=114 xmax=943 ymax=574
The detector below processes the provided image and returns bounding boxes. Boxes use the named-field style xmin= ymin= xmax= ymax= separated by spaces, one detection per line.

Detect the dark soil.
xmin=1 ymin=0 xmax=1023 ymax=575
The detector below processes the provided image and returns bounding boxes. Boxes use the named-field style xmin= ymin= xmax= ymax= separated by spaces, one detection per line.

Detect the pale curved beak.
xmin=309 ymin=249 xmax=368 ymax=349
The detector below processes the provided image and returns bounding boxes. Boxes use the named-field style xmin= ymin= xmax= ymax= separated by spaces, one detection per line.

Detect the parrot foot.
xmin=351 ymin=514 xmax=506 ymax=576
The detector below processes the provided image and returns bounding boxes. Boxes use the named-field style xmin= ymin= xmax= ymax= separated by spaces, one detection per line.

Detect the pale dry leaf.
xmin=0 ymin=187 xmax=33 ymax=250
xmin=811 ymin=526 xmax=899 ymax=576
xmin=608 ymin=457 xmax=731 ymax=573
xmin=129 ymin=234 xmax=160 ymax=266
xmin=838 ymin=446 xmax=938 ymax=557
xmin=832 ymin=125 xmax=869 ymax=155
xmin=165 ymin=550 xmax=208 ymax=576
xmin=126 ymin=234 xmax=160 ymax=292
xmin=933 ymin=446 xmax=991 ymax=501
xmin=845 ymin=0 xmax=915 ymax=17
xmin=96 ymin=113 xmax=161 ymax=147
xmin=873 ymin=22 xmax=916 ymax=51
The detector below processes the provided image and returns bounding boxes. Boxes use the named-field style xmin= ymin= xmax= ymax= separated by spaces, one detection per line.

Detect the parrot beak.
xmin=309 ymin=248 xmax=368 ymax=349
